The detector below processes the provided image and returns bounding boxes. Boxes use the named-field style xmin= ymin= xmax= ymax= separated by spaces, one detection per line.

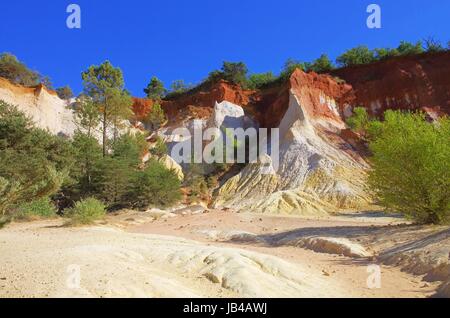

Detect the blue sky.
xmin=0 ymin=0 xmax=449 ymax=97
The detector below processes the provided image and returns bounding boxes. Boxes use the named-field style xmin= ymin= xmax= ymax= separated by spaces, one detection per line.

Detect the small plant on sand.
xmin=15 ymin=197 xmax=57 ymax=220
xmin=65 ymin=198 xmax=106 ymax=226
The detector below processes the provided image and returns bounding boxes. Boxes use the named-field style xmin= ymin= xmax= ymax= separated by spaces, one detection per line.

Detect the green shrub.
xmin=346 ymin=107 xmax=371 ymax=134
xmin=368 ymin=111 xmax=450 ymax=224
xmin=15 ymin=197 xmax=57 ymax=219
xmin=336 ymin=46 xmax=376 ymax=67
xmin=308 ymin=54 xmax=335 ymax=73
xmin=221 ymin=61 xmax=248 ymax=87
xmin=65 ymin=198 xmax=106 ymax=225
xmin=150 ymin=136 xmax=168 ymax=158
xmin=0 ymin=53 xmax=40 ymax=86
xmin=146 ymin=102 xmax=167 ymax=131
xmin=56 ymin=86 xmax=74 ymax=100
xmin=247 ymin=72 xmax=276 ymax=89
xmin=0 ymin=101 xmax=73 ymax=216
xmin=396 ymin=41 xmax=424 ymax=56
xmin=144 ymin=76 xmax=166 ymax=99
xmin=424 ymin=37 xmax=445 ymax=53
xmin=129 ymin=160 xmax=182 ymax=209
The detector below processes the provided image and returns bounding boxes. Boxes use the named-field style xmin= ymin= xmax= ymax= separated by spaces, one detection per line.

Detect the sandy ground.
xmin=1 ymin=208 xmax=447 ymax=298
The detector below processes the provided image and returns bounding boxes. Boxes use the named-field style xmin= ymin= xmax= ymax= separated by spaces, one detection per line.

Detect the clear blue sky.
xmin=0 ymin=0 xmax=449 ymax=97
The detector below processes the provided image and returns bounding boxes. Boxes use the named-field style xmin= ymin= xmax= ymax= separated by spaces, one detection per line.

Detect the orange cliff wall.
xmin=132 ymin=52 xmax=450 ymax=129
xmin=332 ymin=51 xmax=450 ymax=117
xmin=132 ymin=81 xmax=255 ymax=123
xmin=132 ymin=71 xmax=354 ymax=129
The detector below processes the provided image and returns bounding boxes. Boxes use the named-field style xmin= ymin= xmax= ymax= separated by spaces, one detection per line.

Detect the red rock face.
xmin=332 ymin=51 xmax=450 ymax=117
xmin=132 ymin=97 xmax=154 ymax=121
xmin=132 ymin=80 xmax=255 ymax=123
xmin=132 ymin=52 xmax=450 ymax=128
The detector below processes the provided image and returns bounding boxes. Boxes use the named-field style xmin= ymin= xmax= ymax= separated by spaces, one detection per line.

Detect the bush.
xmin=280 ymin=58 xmax=307 ymax=79
xmin=144 ymin=76 xmax=166 ymax=99
xmin=247 ymin=72 xmax=276 ymax=89
xmin=346 ymin=107 xmax=371 ymax=134
xmin=336 ymin=46 xmax=376 ymax=67
xmin=396 ymin=41 xmax=424 ymax=56
xmin=65 ymin=198 xmax=106 ymax=225
xmin=129 ymin=160 xmax=182 ymax=209
xmin=308 ymin=54 xmax=335 ymax=73
xmin=0 ymin=101 xmax=74 ymax=216
xmin=56 ymin=86 xmax=74 ymax=100
xmin=221 ymin=62 xmax=248 ymax=87
xmin=146 ymin=102 xmax=167 ymax=131
xmin=423 ymin=37 xmax=445 ymax=53
xmin=368 ymin=111 xmax=450 ymax=224
xmin=150 ymin=136 xmax=168 ymax=158
xmin=0 ymin=53 xmax=40 ymax=86
xmin=15 ymin=197 xmax=57 ymax=219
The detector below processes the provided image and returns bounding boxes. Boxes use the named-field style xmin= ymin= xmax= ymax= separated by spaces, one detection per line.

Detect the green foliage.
xmin=280 ymin=58 xmax=307 ymax=79
xmin=423 ymin=37 xmax=445 ymax=53
xmin=397 ymin=41 xmax=424 ymax=55
xmin=56 ymin=86 xmax=74 ymax=100
xmin=336 ymin=46 xmax=376 ymax=67
xmin=308 ymin=54 xmax=335 ymax=73
xmin=170 ymin=80 xmax=192 ymax=94
xmin=0 ymin=101 xmax=73 ymax=216
xmin=368 ymin=111 xmax=450 ymax=224
xmin=346 ymin=107 xmax=371 ymax=133
xmin=112 ymin=133 xmax=148 ymax=165
xmin=144 ymin=76 xmax=166 ymax=99
xmin=88 ymin=133 xmax=146 ymax=208
xmin=150 ymin=136 xmax=168 ymax=158
xmin=67 ymin=132 xmax=103 ymax=198
xmin=0 ymin=53 xmax=40 ymax=86
xmin=146 ymin=102 xmax=167 ymax=131
xmin=221 ymin=62 xmax=248 ymax=87
xmin=15 ymin=197 xmax=57 ymax=219
xmin=92 ymin=156 xmax=133 ymax=208
xmin=73 ymin=95 xmax=101 ymax=137
xmin=65 ymin=198 xmax=106 ymax=226
xmin=374 ymin=48 xmax=400 ymax=60
xmin=247 ymin=72 xmax=276 ymax=89
xmin=81 ymin=61 xmax=133 ymax=156
xmin=128 ymin=160 xmax=182 ymax=209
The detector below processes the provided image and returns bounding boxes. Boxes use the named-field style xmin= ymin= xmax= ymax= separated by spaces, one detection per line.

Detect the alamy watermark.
xmin=165 ymin=121 xmax=280 ymax=175
xmin=366 ymin=264 xmax=382 ymax=289
xmin=66 ymin=264 xmax=81 ymax=289
xmin=367 ymin=4 xmax=382 ymax=29
xmin=66 ymin=4 xmax=81 ymax=29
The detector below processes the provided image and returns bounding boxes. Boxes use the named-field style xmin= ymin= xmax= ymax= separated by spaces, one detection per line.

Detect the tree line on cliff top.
xmin=145 ymin=38 xmax=449 ymax=98
xmin=0 ymin=38 xmax=448 ymax=99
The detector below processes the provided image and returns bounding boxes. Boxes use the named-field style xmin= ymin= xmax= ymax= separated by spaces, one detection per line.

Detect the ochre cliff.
xmin=332 ymin=51 xmax=450 ymax=118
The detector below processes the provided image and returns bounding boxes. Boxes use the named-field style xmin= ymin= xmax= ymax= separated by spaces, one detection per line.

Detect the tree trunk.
xmin=102 ymin=112 xmax=107 ymax=157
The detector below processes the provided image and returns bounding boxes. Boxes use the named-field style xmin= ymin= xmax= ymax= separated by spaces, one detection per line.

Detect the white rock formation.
xmin=0 ymin=78 xmax=76 ymax=136
xmin=215 ymin=90 xmax=371 ymax=215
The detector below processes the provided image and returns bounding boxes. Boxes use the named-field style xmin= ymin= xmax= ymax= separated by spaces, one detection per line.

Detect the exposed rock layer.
xmin=0 ymin=77 xmax=76 ymax=136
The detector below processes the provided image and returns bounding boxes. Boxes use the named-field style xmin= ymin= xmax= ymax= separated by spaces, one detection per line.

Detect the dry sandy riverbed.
xmin=0 ymin=209 xmax=447 ymax=298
